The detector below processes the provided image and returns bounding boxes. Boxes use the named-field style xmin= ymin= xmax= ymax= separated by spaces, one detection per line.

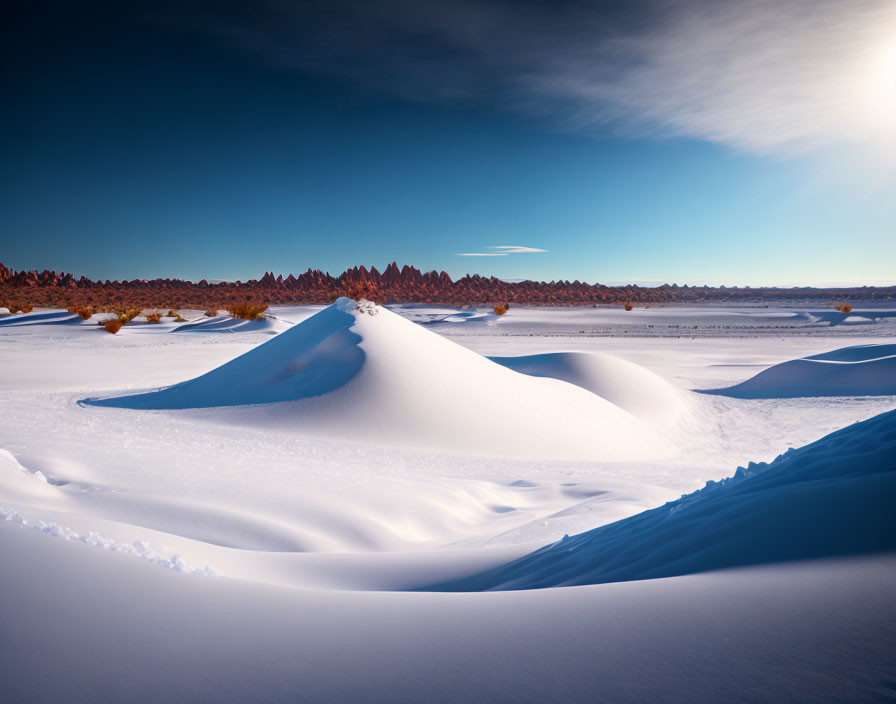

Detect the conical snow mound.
xmin=84 ymin=299 xmax=672 ymax=460
xmin=88 ymin=298 xmax=365 ymax=409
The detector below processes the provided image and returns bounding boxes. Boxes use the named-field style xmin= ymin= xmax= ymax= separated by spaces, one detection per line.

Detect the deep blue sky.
xmin=2 ymin=1 xmax=895 ymax=286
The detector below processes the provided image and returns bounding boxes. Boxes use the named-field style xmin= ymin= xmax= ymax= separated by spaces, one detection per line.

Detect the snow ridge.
xmin=429 ymin=406 xmax=896 ymax=590
xmin=1 ymin=506 xmax=217 ymax=576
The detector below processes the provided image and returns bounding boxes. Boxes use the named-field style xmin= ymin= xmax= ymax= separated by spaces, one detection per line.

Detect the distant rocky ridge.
xmin=1 ymin=261 xmax=894 ymax=309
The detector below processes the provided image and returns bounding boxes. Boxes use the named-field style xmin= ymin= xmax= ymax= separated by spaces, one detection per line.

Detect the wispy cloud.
xmin=491 ymin=246 xmax=547 ymax=254
xmin=456 ymin=245 xmax=547 ymax=256
xmin=178 ymin=0 xmax=896 ymax=157
xmin=529 ymin=0 xmax=896 ymax=156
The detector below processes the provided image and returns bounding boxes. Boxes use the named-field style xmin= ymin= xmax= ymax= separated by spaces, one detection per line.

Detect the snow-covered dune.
xmin=804 ymin=343 xmax=896 ymax=362
xmin=699 ymin=343 xmax=896 ymax=397
xmin=84 ymin=300 xmax=368 ymax=407
xmin=420 ymin=309 xmax=498 ymax=324
xmin=3 ymin=302 xmax=896 ymax=702
xmin=432 ymin=406 xmax=896 ymax=590
xmin=0 ymin=311 xmax=80 ymax=326
xmin=3 ymin=523 xmax=894 ymax=704
xmin=489 ymin=351 xmax=686 ymax=424
xmin=171 ymin=314 xmax=286 ymax=334
xmin=83 ymin=298 xmax=672 ymax=460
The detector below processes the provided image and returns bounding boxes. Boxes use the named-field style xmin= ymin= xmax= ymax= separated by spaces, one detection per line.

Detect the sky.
xmin=2 ymin=0 xmax=896 ymax=286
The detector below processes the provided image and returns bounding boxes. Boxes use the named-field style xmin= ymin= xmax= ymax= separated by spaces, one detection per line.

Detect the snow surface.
xmin=406 ymin=303 xmax=896 ymax=337
xmin=431 ymin=406 xmax=896 ymax=590
xmin=701 ymin=342 xmax=896 ymax=397
xmin=489 ymin=351 xmax=686 ymax=424
xmin=172 ymin=313 xmax=288 ymax=334
xmin=2 ymin=523 xmax=894 ymax=703
xmin=1 ymin=302 xmax=895 ymax=701
xmin=82 ymin=299 xmax=673 ymax=460
xmin=0 ymin=310 xmax=81 ymax=326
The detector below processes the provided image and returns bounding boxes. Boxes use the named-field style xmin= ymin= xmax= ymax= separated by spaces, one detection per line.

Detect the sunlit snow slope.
xmin=432 ymin=406 xmax=896 ymax=590
xmin=700 ymin=343 xmax=896 ymax=397
xmin=83 ymin=298 xmax=672 ymax=460
xmin=489 ymin=351 xmax=686 ymax=424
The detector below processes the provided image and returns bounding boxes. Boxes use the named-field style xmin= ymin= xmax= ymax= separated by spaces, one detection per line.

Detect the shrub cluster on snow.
xmin=68 ymin=305 xmax=94 ymax=320
xmin=227 ymin=304 xmax=268 ymax=320
xmin=0 ymin=302 xmax=32 ymax=314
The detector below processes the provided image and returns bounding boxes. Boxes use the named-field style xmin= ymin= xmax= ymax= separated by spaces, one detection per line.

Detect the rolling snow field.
xmin=1 ymin=302 xmax=895 ymax=702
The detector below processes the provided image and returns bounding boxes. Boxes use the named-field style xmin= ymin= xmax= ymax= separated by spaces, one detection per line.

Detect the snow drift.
xmin=0 ymin=311 xmax=80 ymax=326
xmin=489 ymin=351 xmax=686 ymax=424
xmin=4 ymin=523 xmax=894 ymax=703
xmin=83 ymin=299 xmax=671 ymax=460
xmin=85 ymin=299 xmax=367 ymax=408
xmin=171 ymin=315 xmax=285 ymax=334
xmin=431 ymin=405 xmax=896 ymax=590
xmin=699 ymin=343 xmax=896 ymax=398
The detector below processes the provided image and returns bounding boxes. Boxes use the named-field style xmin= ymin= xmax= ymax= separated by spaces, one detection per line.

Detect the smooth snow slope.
xmin=3 ymin=303 xmax=896 ymax=702
xmin=87 ymin=300 xmax=366 ymax=407
xmin=3 ymin=523 xmax=894 ymax=703
xmin=700 ymin=343 xmax=896 ymax=397
xmin=0 ymin=311 xmax=80 ymax=326
xmin=84 ymin=298 xmax=671 ymax=460
xmin=489 ymin=351 xmax=686 ymax=424
xmin=432 ymin=406 xmax=896 ymax=590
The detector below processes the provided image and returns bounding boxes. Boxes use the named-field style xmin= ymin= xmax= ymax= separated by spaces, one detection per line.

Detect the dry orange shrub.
xmin=146 ymin=313 xmax=162 ymax=323
xmin=624 ymin=302 xmax=633 ymax=311
xmin=493 ymin=305 xmax=507 ymax=315
xmin=227 ymin=304 xmax=268 ymax=320
xmin=68 ymin=306 xmax=94 ymax=320
xmin=838 ymin=303 xmax=852 ymax=315
xmin=103 ymin=319 xmax=123 ymax=334
xmin=119 ymin=308 xmax=142 ymax=322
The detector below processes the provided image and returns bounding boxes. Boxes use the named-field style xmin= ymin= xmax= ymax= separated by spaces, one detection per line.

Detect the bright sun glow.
xmin=863 ymin=38 xmax=896 ymax=152
xmin=875 ymin=41 xmax=896 ymax=110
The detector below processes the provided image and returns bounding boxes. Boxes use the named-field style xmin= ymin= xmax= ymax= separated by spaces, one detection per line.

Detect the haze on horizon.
xmin=3 ymin=0 xmax=896 ymax=288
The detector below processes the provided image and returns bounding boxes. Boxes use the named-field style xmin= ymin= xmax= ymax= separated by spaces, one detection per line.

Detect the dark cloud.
xmin=157 ymin=1 xmax=654 ymax=102
xmin=169 ymin=0 xmax=896 ymax=155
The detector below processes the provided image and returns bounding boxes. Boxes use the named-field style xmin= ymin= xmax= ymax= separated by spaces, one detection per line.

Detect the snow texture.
xmin=1 ymin=302 xmax=895 ymax=702
xmin=700 ymin=343 xmax=896 ymax=397
xmin=82 ymin=298 xmax=672 ymax=460
xmin=489 ymin=350 xmax=687 ymax=424
xmin=431 ymin=406 xmax=896 ymax=590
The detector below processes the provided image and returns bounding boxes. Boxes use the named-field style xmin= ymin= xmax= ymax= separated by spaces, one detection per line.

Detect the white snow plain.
xmin=1 ymin=301 xmax=895 ymax=702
